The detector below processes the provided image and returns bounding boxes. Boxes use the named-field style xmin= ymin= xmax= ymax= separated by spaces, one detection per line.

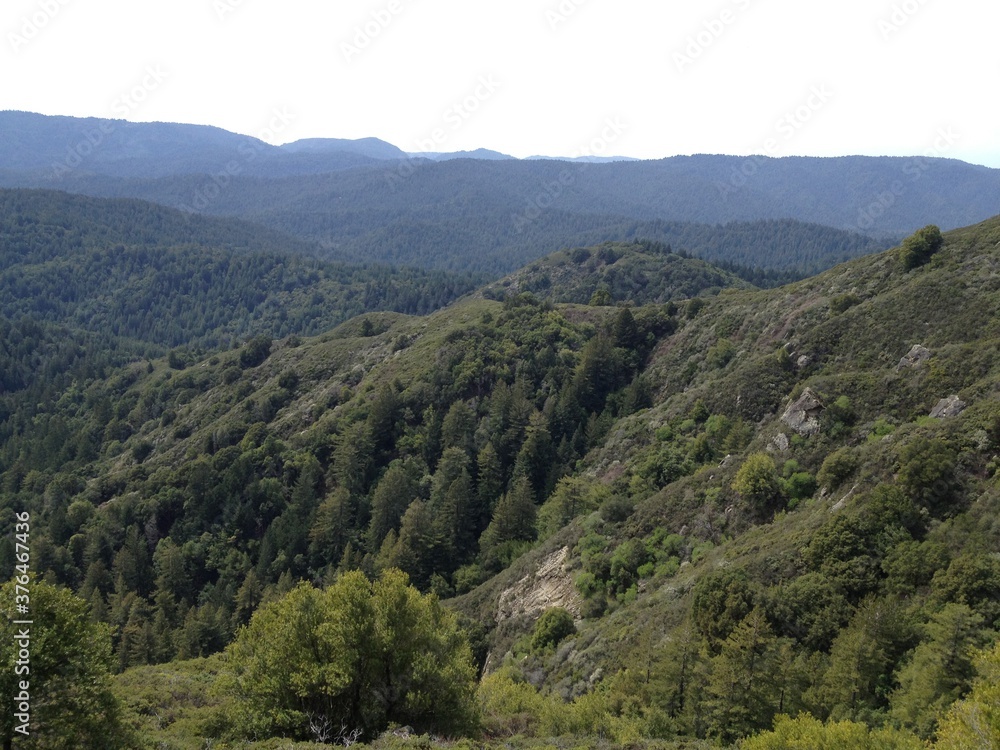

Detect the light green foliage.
xmin=0 ymin=578 xmax=133 ymax=749
xmin=733 ymin=452 xmax=785 ymax=520
xmin=477 ymin=666 xmax=551 ymax=738
xmin=536 ymin=476 xmax=608 ymax=539
xmin=935 ymin=640 xmax=1000 ymax=749
xmin=222 ymin=569 xmax=477 ymax=742
xmin=740 ymin=713 xmax=925 ymax=749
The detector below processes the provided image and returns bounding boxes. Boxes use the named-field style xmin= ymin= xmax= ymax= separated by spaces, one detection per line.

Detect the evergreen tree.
xmin=890 ymin=603 xmax=988 ymax=737
xmin=366 ymin=462 xmax=419 ymax=553
xmin=705 ymin=607 xmax=783 ymax=742
xmin=308 ymin=487 xmax=355 ymax=570
xmin=479 ymin=476 xmax=537 ymax=571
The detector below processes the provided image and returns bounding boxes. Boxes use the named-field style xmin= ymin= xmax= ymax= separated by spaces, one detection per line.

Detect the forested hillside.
xmin=0 ymin=188 xmax=483 ymax=354
xmin=2 ymin=211 xmax=1000 ymax=748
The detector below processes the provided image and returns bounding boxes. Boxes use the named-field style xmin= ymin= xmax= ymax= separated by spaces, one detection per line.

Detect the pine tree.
xmin=366 ymin=462 xmax=418 ymax=553
xmin=308 ymin=487 xmax=355 ymax=569
xmin=891 ymin=603 xmax=988 ymax=737
xmin=479 ymin=476 xmax=537 ymax=571
xmin=816 ymin=596 xmax=912 ymax=722
xmin=705 ymin=607 xmax=783 ymax=742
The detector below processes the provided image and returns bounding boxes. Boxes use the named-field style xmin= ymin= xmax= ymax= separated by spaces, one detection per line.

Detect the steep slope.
xmin=453 ymin=215 xmax=1000 ymax=743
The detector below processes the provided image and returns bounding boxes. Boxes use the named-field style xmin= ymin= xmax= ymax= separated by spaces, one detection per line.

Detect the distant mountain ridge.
xmin=3 ymin=112 xmax=1000 ymax=275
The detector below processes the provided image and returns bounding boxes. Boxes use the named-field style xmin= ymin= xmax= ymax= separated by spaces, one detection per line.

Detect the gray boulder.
xmin=781 ymin=388 xmax=824 ymax=436
xmin=898 ymin=344 xmax=932 ymax=370
xmin=930 ymin=395 xmax=966 ymax=419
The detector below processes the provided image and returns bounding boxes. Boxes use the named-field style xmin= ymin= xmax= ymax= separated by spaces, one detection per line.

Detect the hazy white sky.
xmin=4 ymin=0 xmax=998 ymax=166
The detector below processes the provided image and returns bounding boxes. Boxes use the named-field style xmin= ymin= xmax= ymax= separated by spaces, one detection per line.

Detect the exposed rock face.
xmin=496 ymin=546 xmax=581 ymax=624
xmin=930 ymin=395 xmax=966 ymax=419
xmin=898 ymin=344 xmax=932 ymax=370
xmin=781 ymin=388 xmax=824 ymax=436
xmin=768 ymin=433 xmax=790 ymax=452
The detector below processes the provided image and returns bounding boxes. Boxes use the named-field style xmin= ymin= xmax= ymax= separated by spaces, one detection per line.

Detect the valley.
xmin=0 ymin=114 xmax=999 ymax=749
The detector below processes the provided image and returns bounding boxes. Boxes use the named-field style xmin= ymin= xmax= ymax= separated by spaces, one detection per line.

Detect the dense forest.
xmin=1 ymin=197 xmax=1000 ymax=748
xmin=0 ymin=189 xmax=484 ymax=382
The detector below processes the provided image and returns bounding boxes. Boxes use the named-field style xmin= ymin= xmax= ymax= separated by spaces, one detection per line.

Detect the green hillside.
xmin=2 ymin=214 xmax=1000 ymax=748
xmin=0 ymin=189 xmax=483 ymax=398
xmin=483 ymin=240 xmax=756 ymax=305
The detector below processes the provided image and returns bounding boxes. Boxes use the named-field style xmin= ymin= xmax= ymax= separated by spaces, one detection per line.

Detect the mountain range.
xmin=2 ymin=111 xmax=999 ymax=276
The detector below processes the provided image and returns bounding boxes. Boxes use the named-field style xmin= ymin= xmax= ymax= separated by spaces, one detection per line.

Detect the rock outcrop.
xmin=496 ymin=546 xmax=582 ymax=624
xmin=781 ymin=388 xmax=824 ymax=436
xmin=898 ymin=344 xmax=932 ymax=370
xmin=930 ymin=395 xmax=966 ymax=419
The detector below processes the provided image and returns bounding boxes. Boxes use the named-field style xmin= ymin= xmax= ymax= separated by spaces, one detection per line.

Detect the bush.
xmin=222 ymin=570 xmax=478 ymax=741
xmin=817 ymin=447 xmax=857 ymax=491
xmin=898 ymin=224 xmax=943 ymax=270
xmin=531 ymin=607 xmax=576 ymax=651
xmin=732 ymin=452 xmax=785 ymax=520
xmin=239 ymin=335 xmax=272 ymax=369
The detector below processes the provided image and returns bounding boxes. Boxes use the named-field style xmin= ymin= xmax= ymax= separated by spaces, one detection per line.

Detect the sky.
xmin=3 ymin=0 xmax=999 ymax=167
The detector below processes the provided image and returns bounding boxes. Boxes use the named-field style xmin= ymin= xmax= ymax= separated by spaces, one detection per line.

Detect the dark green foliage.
xmin=817 ymin=447 xmax=858 ymax=490
xmin=691 ymin=569 xmax=757 ymax=646
xmin=899 ymin=225 xmax=944 ymax=270
xmin=897 ymin=436 xmax=959 ymax=516
xmin=0 ymin=189 xmax=483 ymax=354
xmin=531 ymin=607 xmax=576 ymax=651
xmin=3 ymin=192 xmax=1000 ymax=749
xmin=239 ymin=335 xmax=272 ymax=369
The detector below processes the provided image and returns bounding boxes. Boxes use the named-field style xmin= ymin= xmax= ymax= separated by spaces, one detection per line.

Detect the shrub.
xmin=531 ymin=607 xmax=576 ymax=651
xmin=899 ymin=224 xmax=944 ymax=270
xmin=817 ymin=447 xmax=857 ymax=491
